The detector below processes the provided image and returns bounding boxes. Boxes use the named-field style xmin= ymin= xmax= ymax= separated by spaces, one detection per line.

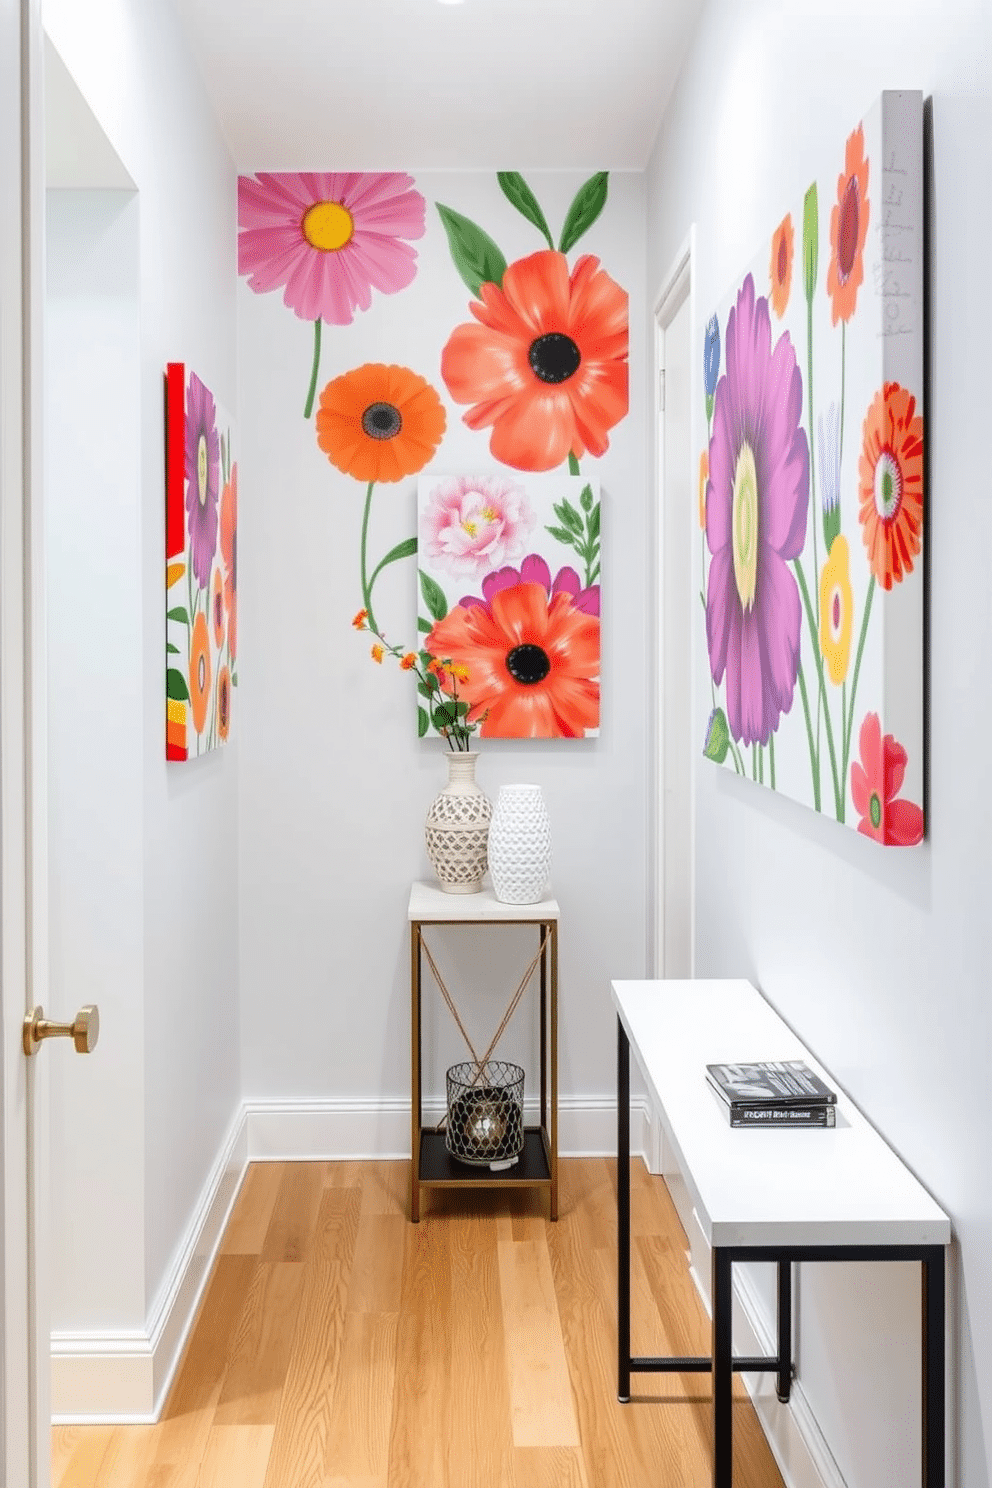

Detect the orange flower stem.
xmin=360 ymin=481 xmax=380 ymax=636
xmin=303 ymin=317 xmax=322 ymax=419
xmin=842 ymin=575 xmax=876 ymax=809
xmin=840 ymin=323 xmax=847 ymax=465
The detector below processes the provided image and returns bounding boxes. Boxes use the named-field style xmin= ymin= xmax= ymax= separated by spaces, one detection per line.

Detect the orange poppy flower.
xmin=189 ymin=612 xmax=212 ymax=735
xmin=769 ymin=213 xmax=794 ymax=318
xmin=211 ymin=568 xmax=225 ymax=649
xmin=220 ymin=464 xmax=237 ymax=660
xmin=440 ymin=250 xmax=628 ymax=472
xmin=826 ymin=125 xmax=870 ymax=325
xmin=857 ymin=382 xmax=923 ymax=590
xmin=316 ymin=363 xmax=446 ymax=483
xmin=216 ymin=665 xmax=231 ymax=741
xmin=426 ymin=582 xmax=599 ymax=738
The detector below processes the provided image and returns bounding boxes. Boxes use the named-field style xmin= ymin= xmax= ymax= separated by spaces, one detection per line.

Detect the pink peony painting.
xmin=418 ymin=474 xmax=601 ymax=739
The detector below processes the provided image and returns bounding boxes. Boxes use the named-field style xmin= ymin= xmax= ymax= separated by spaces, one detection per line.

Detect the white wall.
xmin=237 ymin=171 xmax=650 ymax=1119
xmin=43 ymin=0 xmax=240 ymax=1344
xmin=646 ymin=2 xmax=992 ymax=1485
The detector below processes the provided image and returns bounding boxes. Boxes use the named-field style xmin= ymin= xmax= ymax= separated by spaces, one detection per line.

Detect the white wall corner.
xmin=51 ymin=1107 xmax=248 ymax=1423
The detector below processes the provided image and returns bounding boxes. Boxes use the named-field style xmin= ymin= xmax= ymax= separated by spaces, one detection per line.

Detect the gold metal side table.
xmin=408 ymin=881 xmax=560 ymax=1223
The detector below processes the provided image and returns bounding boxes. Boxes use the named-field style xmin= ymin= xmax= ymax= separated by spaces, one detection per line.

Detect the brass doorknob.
xmin=22 ymin=1004 xmax=100 ymax=1057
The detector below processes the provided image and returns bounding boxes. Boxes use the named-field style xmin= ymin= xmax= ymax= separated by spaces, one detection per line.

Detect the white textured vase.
xmin=424 ymin=751 xmax=492 ymax=894
xmin=488 ymin=783 xmax=552 ymax=905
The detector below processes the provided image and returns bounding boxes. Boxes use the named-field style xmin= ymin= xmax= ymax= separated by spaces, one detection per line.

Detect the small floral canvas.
xmin=165 ymin=363 xmax=237 ymax=759
xmin=416 ymin=473 xmax=601 ymax=739
xmin=699 ymin=91 xmax=925 ymax=843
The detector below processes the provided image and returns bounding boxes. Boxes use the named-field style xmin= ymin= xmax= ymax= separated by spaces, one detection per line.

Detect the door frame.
xmin=1 ymin=0 xmax=48 ymax=1482
xmin=651 ymin=229 xmax=696 ymax=982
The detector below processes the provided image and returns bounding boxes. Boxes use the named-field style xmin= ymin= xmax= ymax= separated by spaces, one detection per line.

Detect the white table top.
xmin=612 ymin=979 xmax=951 ymax=1249
xmin=409 ymin=881 xmax=560 ymax=922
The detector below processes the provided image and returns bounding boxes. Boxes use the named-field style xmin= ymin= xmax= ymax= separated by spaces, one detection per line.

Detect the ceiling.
xmin=169 ymin=0 xmax=704 ymax=171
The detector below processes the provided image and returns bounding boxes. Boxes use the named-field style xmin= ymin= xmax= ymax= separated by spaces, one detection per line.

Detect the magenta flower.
xmin=184 ymin=370 xmax=220 ymax=590
xmin=421 ymin=475 xmax=537 ymax=583
xmin=705 ymin=273 xmax=809 ymax=746
xmin=460 ymin=554 xmax=600 ymax=617
xmin=237 ymin=172 xmax=426 ymax=325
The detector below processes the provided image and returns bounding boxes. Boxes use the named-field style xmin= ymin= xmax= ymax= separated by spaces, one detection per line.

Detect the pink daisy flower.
xmin=238 ymin=172 xmax=426 ymax=325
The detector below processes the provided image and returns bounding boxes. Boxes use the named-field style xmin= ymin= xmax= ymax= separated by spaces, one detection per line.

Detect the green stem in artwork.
xmin=304 ymin=317 xmax=322 ymax=419
xmin=794 ymin=557 xmax=841 ymax=818
xmin=795 ymin=662 xmax=820 ymax=812
xmin=843 ymin=574 xmax=876 ymax=802
xmin=769 ymin=731 xmax=776 ymax=790
xmin=729 ymin=736 xmax=744 ymax=776
xmin=840 ymin=322 xmax=847 ymax=466
xmin=806 ymin=297 xmax=822 ymax=783
xmin=360 ymin=481 xmax=379 ymax=636
xmin=568 ymin=450 xmax=581 ymax=476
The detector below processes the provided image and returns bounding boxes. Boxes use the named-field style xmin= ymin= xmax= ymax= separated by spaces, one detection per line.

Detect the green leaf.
xmin=554 ymin=500 xmax=584 ymax=535
xmin=419 ymin=570 xmax=448 ymax=622
xmin=436 ymin=203 xmax=507 ymax=297
xmin=546 ymin=525 xmax=576 ymax=547
xmin=579 ymin=483 xmax=594 ymax=513
xmin=417 ymin=680 xmax=437 ymax=700
xmin=231 ymin=672 xmax=238 ymax=686
xmin=803 ymin=181 xmax=819 ymax=307
xmin=166 ymin=642 xmax=181 ymax=655
xmin=559 ymin=172 xmax=609 ymax=254
xmin=705 ymin=392 xmax=714 ymax=425
xmin=588 ymin=503 xmax=601 ymax=542
xmin=417 ymin=616 xmax=433 ymax=634
xmin=418 ymin=706 xmax=429 ymax=739
xmin=497 ymin=171 xmax=554 ymax=249
xmin=455 ymin=701 xmax=470 ymax=717
xmin=167 ymin=606 xmax=190 ymax=625
xmin=374 ymin=536 xmax=418 ymax=572
xmin=568 ymin=451 xmax=581 ymax=476
xmin=433 ymin=703 xmax=457 ymax=730
xmin=166 ymin=668 xmax=190 ymax=702
xmin=703 ymin=706 xmax=731 ymax=764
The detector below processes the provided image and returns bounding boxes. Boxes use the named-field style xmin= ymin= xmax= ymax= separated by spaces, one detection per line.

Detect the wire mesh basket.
xmin=445 ymin=1060 xmax=525 ymax=1167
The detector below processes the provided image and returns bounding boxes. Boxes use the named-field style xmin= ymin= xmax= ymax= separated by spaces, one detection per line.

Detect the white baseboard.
xmin=50 ymin=1094 xmax=647 ymax=1421
xmin=51 ymin=1108 xmax=249 ymax=1424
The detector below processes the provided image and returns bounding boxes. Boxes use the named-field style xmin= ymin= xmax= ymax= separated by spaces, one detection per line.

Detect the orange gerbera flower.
xmin=426 ymin=583 xmax=599 ymax=738
xmin=316 ymin=363 xmax=446 ymax=483
xmin=858 ymin=382 xmax=924 ymax=590
xmin=400 ymin=652 xmax=417 ymax=670
xmin=826 ymin=125 xmax=870 ymax=325
xmin=440 ymin=249 xmax=628 ymax=472
xmin=220 ymin=464 xmax=237 ymax=660
xmin=211 ymin=568 xmax=226 ymax=649
xmin=189 ymin=612 xmax=211 ymax=735
xmin=769 ymin=213 xmax=794 ymax=318
xmin=216 ymin=665 xmax=231 ymax=741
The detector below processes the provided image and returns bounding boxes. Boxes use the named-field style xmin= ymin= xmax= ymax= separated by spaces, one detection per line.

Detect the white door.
xmin=654 ymin=241 xmax=694 ymax=980
xmin=1 ymin=0 xmax=49 ymax=1482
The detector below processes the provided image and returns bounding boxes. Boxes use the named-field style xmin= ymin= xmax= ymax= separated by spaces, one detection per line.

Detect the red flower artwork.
xmin=850 ymin=712 xmax=923 ymax=846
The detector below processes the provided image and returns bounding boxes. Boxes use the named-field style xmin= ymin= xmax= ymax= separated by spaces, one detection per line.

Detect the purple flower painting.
xmin=697 ymin=93 xmax=925 ymax=842
xmin=183 ymin=370 xmax=221 ymax=590
xmin=705 ymin=273 xmax=809 ymax=747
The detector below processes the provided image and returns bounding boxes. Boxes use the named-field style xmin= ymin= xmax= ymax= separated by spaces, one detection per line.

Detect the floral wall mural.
xmin=237 ymin=168 xmax=627 ymax=745
xmin=165 ymin=363 xmax=237 ymax=760
xmin=699 ymin=92 xmax=925 ymax=844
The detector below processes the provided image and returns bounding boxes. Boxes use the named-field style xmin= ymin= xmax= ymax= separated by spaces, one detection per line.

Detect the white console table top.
xmin=612 ymin=978 xmax=951 ymax=1249
xmin=409 ymin=881 xmax=559 ymax=922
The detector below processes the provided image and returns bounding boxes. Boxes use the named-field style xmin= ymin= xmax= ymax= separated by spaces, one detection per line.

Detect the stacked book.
xmin=706 ymin=1060 xmax=837 ymax=1128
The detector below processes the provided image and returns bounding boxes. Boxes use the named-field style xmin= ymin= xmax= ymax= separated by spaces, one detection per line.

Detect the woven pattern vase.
xmin=424 ymin=751 xmax=492 ymax=894
xmin=488 ymin=783 xmax=552 ymax=904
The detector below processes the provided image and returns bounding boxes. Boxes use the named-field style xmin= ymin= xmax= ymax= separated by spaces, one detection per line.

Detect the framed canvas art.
xmin=699 ymin=91 xmax=925 ymax=844
xmin=416 ymin=472 xmax=601 ymax=739
xmin=165 ymin=363 xmax=238 ymax=760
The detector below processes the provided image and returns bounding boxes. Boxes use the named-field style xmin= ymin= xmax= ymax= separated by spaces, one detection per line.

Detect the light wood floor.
xmin=52 ymin=1158 xmax=786 ymax=1488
